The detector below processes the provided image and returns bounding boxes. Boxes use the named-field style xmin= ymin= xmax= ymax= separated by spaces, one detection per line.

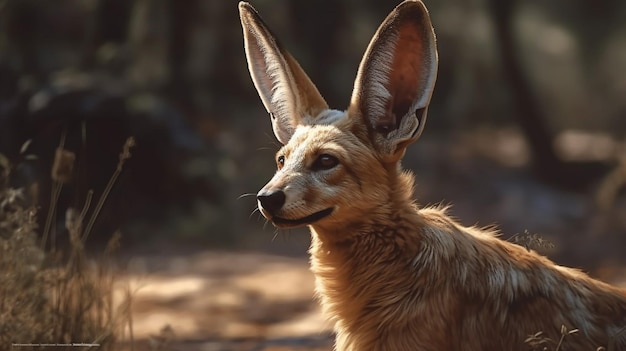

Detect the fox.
xmin=238 ymin=1 xmax=626 ymax=350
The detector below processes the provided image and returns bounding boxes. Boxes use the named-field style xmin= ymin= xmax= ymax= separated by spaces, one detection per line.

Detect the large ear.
xmin=239 ymin=2 xmax=329 ymax=145
xmin=349 ymin=0 xmax=438 ymax=160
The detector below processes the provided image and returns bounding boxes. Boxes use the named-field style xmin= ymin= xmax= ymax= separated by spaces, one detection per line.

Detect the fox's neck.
xmin=308 ymin=170 xmax=426 ymax=338
xmin=311 ymin=167 xmax=419 ymax=243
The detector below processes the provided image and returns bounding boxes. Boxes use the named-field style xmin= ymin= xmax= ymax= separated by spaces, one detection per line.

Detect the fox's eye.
xmin=277 ymin=155 xmax=285 ymax=169
xmin=312 ymin=154 xmax=339 ymax=171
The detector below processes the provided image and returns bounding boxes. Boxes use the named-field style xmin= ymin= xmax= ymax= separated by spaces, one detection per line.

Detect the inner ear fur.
xmin=349 ymin=0 xmax=438 ymax=159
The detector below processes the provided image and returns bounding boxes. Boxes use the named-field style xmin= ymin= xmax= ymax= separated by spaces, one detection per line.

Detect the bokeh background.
xmin=0 ymin=0 xmax=625 ymax=347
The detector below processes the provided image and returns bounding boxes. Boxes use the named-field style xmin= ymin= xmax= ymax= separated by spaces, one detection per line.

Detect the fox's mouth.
xmin=271 ymin=207 xmax=334 ymax=227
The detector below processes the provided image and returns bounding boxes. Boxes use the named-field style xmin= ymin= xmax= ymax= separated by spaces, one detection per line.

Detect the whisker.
xmin=238 ymin=193 xmax=257 ymax=200
xmin=256 ymin=146 xmax=275 ymax=152
xmin=249 ymin=207 xmax=260 ymax=220
xmin=272 ymin=229 xmax=280 ymax=242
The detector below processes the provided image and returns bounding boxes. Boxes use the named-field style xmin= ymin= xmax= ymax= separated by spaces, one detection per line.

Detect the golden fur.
xmin=239 ymin=1 xmax=626 ymax=350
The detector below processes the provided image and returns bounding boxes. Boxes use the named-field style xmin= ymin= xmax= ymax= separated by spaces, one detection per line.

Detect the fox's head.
xmin=239 ymin=1 xmax=438 ymax=235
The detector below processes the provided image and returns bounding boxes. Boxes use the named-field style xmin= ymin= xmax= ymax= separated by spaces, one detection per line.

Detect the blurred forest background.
xmin=0 ymin=0 xmax=625 ymax=266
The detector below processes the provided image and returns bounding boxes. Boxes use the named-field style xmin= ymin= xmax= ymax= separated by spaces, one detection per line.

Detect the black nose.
xmin=257 ymin=189 xmax=286 ymax=215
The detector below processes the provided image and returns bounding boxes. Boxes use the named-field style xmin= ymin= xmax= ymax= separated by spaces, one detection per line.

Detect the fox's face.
xmin=257 ymin=121 xmax=389 ymax=229
xmin=239 ymin=1 xmax=438 ymax=231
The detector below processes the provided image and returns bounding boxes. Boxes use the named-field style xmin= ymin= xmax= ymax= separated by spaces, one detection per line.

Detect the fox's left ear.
xmin=349 ymin=0 xmax=438 ymax=161
xmin=239 ymin=2 xmax=329 ymax=145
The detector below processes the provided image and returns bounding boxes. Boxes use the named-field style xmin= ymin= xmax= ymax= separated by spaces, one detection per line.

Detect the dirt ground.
xmin=116 ymin=251 xmax=332 ymax=351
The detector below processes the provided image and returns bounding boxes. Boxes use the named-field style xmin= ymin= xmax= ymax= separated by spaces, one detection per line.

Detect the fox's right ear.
xmin=239 ymin=2 xmax=329 ymax=145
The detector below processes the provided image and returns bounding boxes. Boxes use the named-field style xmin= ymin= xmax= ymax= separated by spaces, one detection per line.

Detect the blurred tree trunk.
xmin=570 ymin=1 xmax=625 ymax=65
xmin=127 ymin=0 xmax=170 ymax=89
xmin=288 ymin=0 xmax=347 ymax=107
xmin=488 ymin=0 xmax=610 ymax=192
xmin=210 ymin=2 xmax=246 ymax=102
xmin=488 ymin=0 xmax=558 ymax=165
xmin=3 ymin=0 xmax=44 ymax=79
xmin=167 ymin=0 xmax=196 ymax=106
xmin=82 ymin=0 xmax=133 ymax=69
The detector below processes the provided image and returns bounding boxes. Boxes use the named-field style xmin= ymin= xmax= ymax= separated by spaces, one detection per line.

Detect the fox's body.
xmin=311 ymin=205 xmax=626 ymax=350
xmin=238 ymin=1 xmax=626 ymax=350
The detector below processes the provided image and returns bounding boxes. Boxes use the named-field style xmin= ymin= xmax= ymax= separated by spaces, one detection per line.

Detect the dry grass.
xmin=525 ymin=324 xmax=626 ymax=351
xmin=525 ymin=325 xmax=580 ymax=351
xmin=0 ymin=138 xmax=135 ymax=351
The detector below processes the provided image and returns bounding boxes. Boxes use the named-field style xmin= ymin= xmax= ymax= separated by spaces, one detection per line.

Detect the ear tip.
xmin=396 ymin=0 xmax=428 ymax=9
xmin=391 ymin=0 xmax=435 ymax=43
xmin=394 ymin=0 xmax=431 ymax=19
xmin=238 ymin=2 xmax=256 ymax=19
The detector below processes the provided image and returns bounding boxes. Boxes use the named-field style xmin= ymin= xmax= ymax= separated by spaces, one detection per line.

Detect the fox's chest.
xmin=310 ymin=254 xmax=461 ymax=351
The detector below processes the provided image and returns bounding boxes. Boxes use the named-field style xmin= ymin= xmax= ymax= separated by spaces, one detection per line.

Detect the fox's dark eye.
xmin=277 ymin=155 xmax=285 ymax=169
xmin=312 ymin=154 xmax=339 ymax=171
